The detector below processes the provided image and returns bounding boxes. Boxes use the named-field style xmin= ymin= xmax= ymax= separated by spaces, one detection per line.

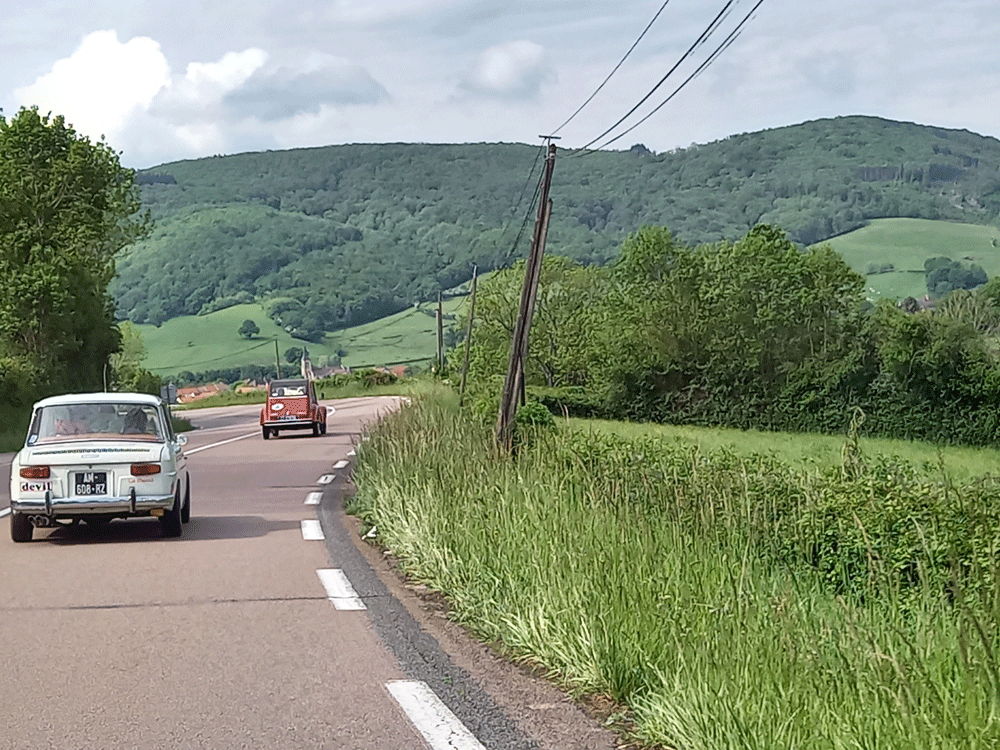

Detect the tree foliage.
xmin=0 ymin=107 xmax=149 ymax=403
xmin=461 ymin=223 xmax=1000 ymax=446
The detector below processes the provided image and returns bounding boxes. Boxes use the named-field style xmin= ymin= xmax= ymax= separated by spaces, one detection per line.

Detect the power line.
xmin=592 ymin=0 xmax=766 ymax=151
xmin=573 ymin=0 xmax=738 ymax=153
xmin=551 ymin=0 xmax=673 ymax=136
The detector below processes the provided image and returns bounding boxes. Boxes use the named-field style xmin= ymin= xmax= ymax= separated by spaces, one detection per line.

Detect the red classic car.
xmin=260 ymin=379 xmax=327 ymax=439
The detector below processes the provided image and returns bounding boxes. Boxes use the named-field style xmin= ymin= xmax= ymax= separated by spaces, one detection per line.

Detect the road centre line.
xmin=386 ymin=680 xmax=487 ymax=750
xmin=316 ymin=569 xmax=366 ymax=610
xmin=185 ymin=431 xmax=258 ymax=455
xmin=304 ymin=491 xmax=322 ymax=506
xmin=301 ymin=519 xmax=324 ymax=540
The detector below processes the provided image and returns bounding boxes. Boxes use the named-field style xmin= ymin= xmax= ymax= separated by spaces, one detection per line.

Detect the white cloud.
xmin=223 ymin=53 xmax=388 ymax=121
xmin=152 ymin=48 xmax=269 ymax=121
xmin=461 ymin=40 xmax=552 ymax=99
xmin=14 ymin=30 xmax=170 ymax=141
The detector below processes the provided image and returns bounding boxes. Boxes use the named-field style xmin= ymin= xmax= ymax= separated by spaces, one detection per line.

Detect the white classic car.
xmin=9 ymin=393 xmax=191 ymax=542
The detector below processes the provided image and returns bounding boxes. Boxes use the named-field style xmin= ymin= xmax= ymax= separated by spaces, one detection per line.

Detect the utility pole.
xmin=495 ymin=138 xmax=558 ymax=451
xmin=436 ymin=291 xmax=444 ymax=374
xmin=274 ymin=339 xmax=281 ymax=379
xmin=459 ymin=265 xmax=478 ymax=405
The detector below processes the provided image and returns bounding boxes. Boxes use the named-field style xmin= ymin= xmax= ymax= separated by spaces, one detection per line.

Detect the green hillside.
xmin=112 ymin=116 xmax=1000 ymax=337
xmin=139 ymin=298 xmax=466 ymax=376
xmin=823 ymin=218 xmax=1000 ymax=300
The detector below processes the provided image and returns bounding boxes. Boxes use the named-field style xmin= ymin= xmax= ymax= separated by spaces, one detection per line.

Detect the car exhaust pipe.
xmin=28 ymin=515 xmax=54 ymax=527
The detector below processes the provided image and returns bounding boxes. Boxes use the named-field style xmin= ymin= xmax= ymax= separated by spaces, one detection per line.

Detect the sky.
xmin=1 ymin=0 xmax=997 ymax=169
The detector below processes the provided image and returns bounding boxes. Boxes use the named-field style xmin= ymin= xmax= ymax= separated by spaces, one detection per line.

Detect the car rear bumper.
xmin=262 ymin=419 xmax=315 ymax=429
xmin=12 ymin=491 xmax=175 ymax=516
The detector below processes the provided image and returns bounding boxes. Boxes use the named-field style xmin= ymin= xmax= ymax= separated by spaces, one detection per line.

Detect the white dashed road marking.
xmin=316 ymin=474 xmax=335 ymax=485
xmin=186 ymin=431 xmax=258 ymax=455
xmin=301 ymin=519 xmax=324 ymax=540
xmin=0 ymin=508 xmax=10 ymax=518
xmin=347 ymin=449 xmax=356 ymax=457
xmin=316 ymin=569 xmax=366 ymax=610
xmin=386 ymin=680 xmax=486 ymax=750
xmin=304 ymin=491 xmax=322 ymax=506
xmin=333 ymin=459 xmax=349 ymax=470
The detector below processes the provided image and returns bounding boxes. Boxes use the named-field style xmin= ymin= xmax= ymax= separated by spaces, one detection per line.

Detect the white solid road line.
xmin=304 ymin=491 xmax=322 ymax=506
xmin=301 ymin=519 xmax=324 ymax=540
xmin=316 ymin=569 xmax=366 ymax=610
xmin=316 ymin=474 xmax=335 ymax=485
xmin=0 ymin=508 xmax=10 ymax=519
xmin=386 ymin=680 xmax=487 ymax=750
xmin=185 ymin=431 xmax=259 ymax=455
xmin=333 ymin=459 xmax=349 ymax=470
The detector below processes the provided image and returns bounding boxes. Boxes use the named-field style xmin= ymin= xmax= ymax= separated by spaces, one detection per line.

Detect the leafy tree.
xmin=238 ymin=319 xmax=260 ymax=339
xmin=110 ymin=321 xmax=160 ymax=392
xmin=0 ymin=107 xmax=149 ymax=402
xmin=284 ymin=346 xmax=304 ymax=363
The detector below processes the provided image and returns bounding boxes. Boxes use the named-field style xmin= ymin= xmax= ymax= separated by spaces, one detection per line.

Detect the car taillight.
xmin=20 ymin=466 xmax=50 ymax=479
xmin=130 ymin=464 xmax=161 ymax=476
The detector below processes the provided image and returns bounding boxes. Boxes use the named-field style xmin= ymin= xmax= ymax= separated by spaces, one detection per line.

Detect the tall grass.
xmin=350 ymin=393 xmax=1000 ymax=748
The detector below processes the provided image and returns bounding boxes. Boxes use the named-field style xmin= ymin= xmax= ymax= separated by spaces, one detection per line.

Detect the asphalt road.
xmin=0 ymin=397 xmax=616 ymax=750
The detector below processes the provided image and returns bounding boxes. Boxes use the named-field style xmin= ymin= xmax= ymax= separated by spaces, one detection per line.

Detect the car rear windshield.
xmin=27 ymin=403 xmax=165 ymax=444
xmin=270 ymin=382 xmax=307 ymax=397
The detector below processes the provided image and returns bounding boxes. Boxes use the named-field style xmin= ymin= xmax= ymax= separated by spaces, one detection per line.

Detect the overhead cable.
xmin=593 ymin=0 xmax=766 ymax=151
xmin=574 ymin=0 xmax=738 ymax=153
xmin=551 ymin=0 xmax=673 ymax=136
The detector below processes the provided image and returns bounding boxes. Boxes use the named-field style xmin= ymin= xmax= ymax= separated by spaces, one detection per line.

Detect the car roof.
xmin=33 ymin=392 xmax=164 ymax=409
xmin=271 ymin=379 xmax=309 ymax=386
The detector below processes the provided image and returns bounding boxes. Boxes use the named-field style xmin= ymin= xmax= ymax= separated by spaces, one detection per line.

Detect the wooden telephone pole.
xmin=495 ymin=139 xmax=558 ymax=451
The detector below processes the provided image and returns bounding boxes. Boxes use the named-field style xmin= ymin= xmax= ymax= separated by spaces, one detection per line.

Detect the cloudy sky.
xmin=2 ymin=1 xmax=997 ymax=168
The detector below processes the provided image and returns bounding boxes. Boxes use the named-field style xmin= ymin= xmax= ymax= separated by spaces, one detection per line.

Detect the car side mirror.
xmin=177 ymin=434 xmax=188 ymax=446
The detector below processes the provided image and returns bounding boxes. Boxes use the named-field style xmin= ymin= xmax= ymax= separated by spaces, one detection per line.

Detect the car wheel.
xmin=320 ymin=422 xmax=327 ymax=435
xmin=181 ymin=474 xmax=191 ymax=524
xmin=262 ymin=426 xmax=270 ymax=440
xmin=10 ymin=512 xmax=32 ymax=543
xmin=161 ymin=489 xmax=183 ymax=538
xmin=312 ymin=422 xmax=320 ymax=437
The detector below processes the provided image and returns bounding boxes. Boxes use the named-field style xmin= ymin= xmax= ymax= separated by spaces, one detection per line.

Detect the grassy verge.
xmin=350 ymin=392 xmax=1000 ymax=749
xmin=175 ymin=374 xmax=427 ymax=411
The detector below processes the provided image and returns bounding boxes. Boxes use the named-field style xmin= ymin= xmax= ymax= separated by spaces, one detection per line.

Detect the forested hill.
xmin=111 ymin=116 xmax=1000 ymax=340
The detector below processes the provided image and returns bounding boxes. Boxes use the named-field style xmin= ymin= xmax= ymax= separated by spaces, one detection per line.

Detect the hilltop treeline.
xmin=458 ymin=225 xmax=1000 ymax=446
xmin=111 ymin=116 xmax=1000 ymax=337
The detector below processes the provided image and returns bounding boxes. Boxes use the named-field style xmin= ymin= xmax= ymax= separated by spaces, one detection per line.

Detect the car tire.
xmin=181 ymin=474 xmax=191 ymax=524
xmin=262 ymin=426 xmax=270 ymax=440
xmin=320 ymin=422 xmax=327 ymax=435
xmin=312 ymin=422 xmax=320 ymax=437
xmin=10 ymin=512 xmax=32 ymax=543
xmin=161 ymin=489 xmax=183 ymax=538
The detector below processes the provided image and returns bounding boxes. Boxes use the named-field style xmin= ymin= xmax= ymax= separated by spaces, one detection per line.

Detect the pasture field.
xmin=822 ymin=218 xmax=1000 ymax=300
xmin=138 ymin=298 xmax=467 ymax=376
xmin=575 ymin=416 xmax=1000 ymax=480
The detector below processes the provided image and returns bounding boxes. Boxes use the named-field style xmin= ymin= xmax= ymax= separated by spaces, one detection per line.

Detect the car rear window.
xmin=270 ymin=383 xmax=307 ymax=397
xmin=28 ymin=403 xmax=165 ymax=444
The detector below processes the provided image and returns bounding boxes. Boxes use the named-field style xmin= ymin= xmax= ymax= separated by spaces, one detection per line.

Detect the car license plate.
xmin=280 ymin=415 xmax=298 ymax=420
xmin=75 ymin=472 xmax=108 ymax=495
